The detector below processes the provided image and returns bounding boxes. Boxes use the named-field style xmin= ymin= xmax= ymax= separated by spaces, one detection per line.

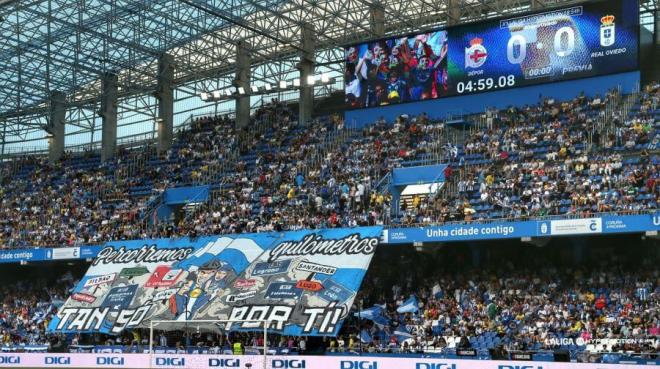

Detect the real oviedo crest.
xmin=600 ymin=15 xmax=615 ymax=47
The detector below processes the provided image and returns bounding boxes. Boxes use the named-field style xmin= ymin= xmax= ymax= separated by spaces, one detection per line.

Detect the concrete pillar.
xmin=298 ymin=24 xmax=315 ymax=125
xmin=369 ymin=4 xmax=385 ymax=38
xmin=447 ymin=0 xmax=461 ymax=26
xmin=156 ymin=53 xmax=174 ymax=154
xmin=48 ymin=90 xmax=66 ymax=162
xmin=655 ymin=11 xmax=660 ymax=46
xmin=235 ymin=41 xmax=252 ymax=129
xmin=100 ymin=72 xmax=118 ymax=162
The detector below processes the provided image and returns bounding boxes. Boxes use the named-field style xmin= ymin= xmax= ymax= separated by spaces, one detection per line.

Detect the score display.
xmin=344 ymin=0 xmax=638 ymax=109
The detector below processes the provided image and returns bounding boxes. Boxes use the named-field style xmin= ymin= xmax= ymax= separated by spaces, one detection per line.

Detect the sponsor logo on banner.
xmin=296 ymin=280 xmax=323 ymax=292
xmin=80 ymin=246 xmax=99 ymax=259
xmin=0 ymin=356 xmax=20 ymax=364
xmin=145 ymin=266 xmax=183 ymax=288
xmin=51 ymin=247 xmax=80 ymax=260
xmin=498 ymin=366 xmax=543 ymax=369
xmin=264 ymin=282 xmax=302 ymax=300
xmin=547 ymin=218 xmax=602 ymax=235
xmin=465 ymin=38 xmax=488 ymax=68
xmin=209 ymin=358 xmax=241 ymax=367
xmin=272 ymin=359 xmax=306 ymax=368
xmin=226 ymin=290 xmax=257 ymax=303
xmin=45 ymin=356 xmax=71 ymax=365
xmin=155 ymin=357 xmax=185 ymax=366
xmin=83 ymin=273 xmax=117 ymax=288
xmin=152 ymin=288 xmax=178 ymax=301
xmin=600 ymin=15 xmax=616 ymax=47
xmin=71 ymin=292 xmax=97 ymax=304
xmin=101 ymin=284 xmax=138 ymax=310
xmin=389 ymin=231 xmax=407 ymax=241
xmin=318 ymin=279 xmax=355 ymax=304
xmin=296 ymin=261 xmax=337 ymax=275
xmin=340 ymin=361 xmax=378 ymax=369
xmin=251 ymin=259 xmax=292 ymax=277
xmin=119 ymin=266 xmax=150 ymax=277
xmin=416 ymin=364 xmax=456 ymax=369
xmin=233 ymin=278 xmax=258 ymax=290
xmin=97 ymin=357 xmax=125 ymax=365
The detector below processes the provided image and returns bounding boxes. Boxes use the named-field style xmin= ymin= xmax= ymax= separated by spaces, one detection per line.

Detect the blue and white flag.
xmin=393 ymin=327 xmax=413 ymax=342
xmin=397 ymin=295 xmax=419 ymax=313
xmin=360 ymin=329 xmax=373 ymax=344
xmin=354 ymin=305 xmax=390 ymax=326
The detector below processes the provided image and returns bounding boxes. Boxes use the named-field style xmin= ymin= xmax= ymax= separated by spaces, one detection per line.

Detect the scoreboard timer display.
xmin=344 ymin=0 xmax=638 ymax=109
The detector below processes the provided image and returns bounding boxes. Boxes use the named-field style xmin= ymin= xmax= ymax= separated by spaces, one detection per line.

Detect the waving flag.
xmin=354 ymin=305 xmax=390 ymax=326
xmin=397 ymin=295 xmax=419 ymax=313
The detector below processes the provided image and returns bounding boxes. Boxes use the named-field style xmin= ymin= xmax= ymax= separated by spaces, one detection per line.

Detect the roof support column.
xmin=447 ymin=0 xmax=461 ymax=26
xmin=235 ymin=41 xmax=251 ymax=129
xmin=48 ymin=90 xmax=66 ymax=163
xmin=100 ymin=73 xmax=118 ymax=162
xmin=370 ymin=4 xmax=385 ymax=37
xmin=655 ymin=10 xmax=659 ymax=46
xmin=156 ymin=54 xmax=175 ymax=154
xmin=298 ymin=24 xmax=315 ymax=125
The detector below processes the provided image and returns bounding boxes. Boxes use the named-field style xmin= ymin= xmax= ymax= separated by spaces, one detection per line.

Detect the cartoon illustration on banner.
xmin=48 ymin=227 xmax=381 ymax=336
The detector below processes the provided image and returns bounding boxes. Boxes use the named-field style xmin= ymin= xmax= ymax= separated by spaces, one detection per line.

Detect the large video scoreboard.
xmin=344 ymin=0 xmax=639 ymax=109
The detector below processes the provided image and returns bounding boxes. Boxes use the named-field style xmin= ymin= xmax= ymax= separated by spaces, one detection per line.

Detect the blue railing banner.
xmin=384 ymin=213 xmax=660 ymax=244
xmin=47 ymin=227 xmax=382 ymax=336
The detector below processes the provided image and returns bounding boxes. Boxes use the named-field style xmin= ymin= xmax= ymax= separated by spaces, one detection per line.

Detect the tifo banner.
xmin=47 ymin=227 xmax=381 ymax=336
xmin=0 ymin=353 xmax=657 ymax=369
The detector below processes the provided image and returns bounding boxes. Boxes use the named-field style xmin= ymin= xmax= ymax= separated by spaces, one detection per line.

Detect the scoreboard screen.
xmin=344 ymin=0 xmax=638 ymax=109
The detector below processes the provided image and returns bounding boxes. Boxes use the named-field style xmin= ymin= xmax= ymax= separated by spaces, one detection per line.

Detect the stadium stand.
xmin=0 ymin=86 xmax=657 ymax=362
xmin=0 ymin=236 xmax=657 ymax=363
xmin=0 ymin=85 xmax=657 ymax=248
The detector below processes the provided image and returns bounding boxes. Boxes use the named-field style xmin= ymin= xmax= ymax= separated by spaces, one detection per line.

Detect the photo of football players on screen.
xmin=345 ymin=31 xmax=448 ymax=108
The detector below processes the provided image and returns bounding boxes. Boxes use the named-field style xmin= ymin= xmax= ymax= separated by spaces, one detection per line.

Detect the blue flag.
xmin=396 ymin=295 xmax=419 ymax=314
xmin=354 ymin=305 xmax=390 ymax=326
xmin=393 ymin=326 xmax=413 ymax=343
xmin=360 ymin=329 xmax=373 ymax=344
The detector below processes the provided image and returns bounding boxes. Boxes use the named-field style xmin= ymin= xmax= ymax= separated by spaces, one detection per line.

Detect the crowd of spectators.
xmin=1 ymin=241 xmax=656 ymax=361
xmin=397 ymin=84 xmax=659 ymax=225
xmin=345 ymin=244 xmax=659 ymax=359
xmin=0 ymin=272 xmax=73 ymax=347
xmin=0 ymin=85 xmax=657 ymax=249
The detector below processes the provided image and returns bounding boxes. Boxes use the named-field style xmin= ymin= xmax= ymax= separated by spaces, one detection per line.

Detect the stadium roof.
xmin=0 ymin=0 xmax=656 ymax=151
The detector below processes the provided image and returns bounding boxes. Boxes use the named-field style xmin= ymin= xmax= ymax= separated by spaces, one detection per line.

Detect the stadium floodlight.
xmin=200 ymin=92 xmax=209 ymax=101
xmin=279 ymin=80 xmax=288 ymax=89
xmin=237 ymin=87 xmax=246 ymax=95
xmin=264 ymin=83 xmax=272 ymax=91
xmin=212 ymin=91 xmax=222 ymax=99
xmin=293 ymin=78 xmax=301 ymax=87
xmin=306 ymin=75 xmax=316 ymax=86
xmin=250 ymin=85 xmax=260 ymax=93
xmin=224 ymin=89 xmax=233 ymax=96
xmin=321 ymin=73 xmax=330 ymax=83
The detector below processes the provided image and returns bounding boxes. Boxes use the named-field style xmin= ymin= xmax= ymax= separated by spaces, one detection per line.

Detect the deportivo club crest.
xmin=600 ymin=15 xmax=615 ymax=47
xmin=465 ymin=37 xmax=488 ymax=69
